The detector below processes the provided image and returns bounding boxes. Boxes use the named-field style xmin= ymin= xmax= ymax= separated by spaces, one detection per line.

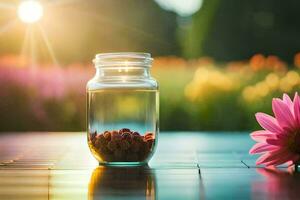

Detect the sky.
xmin=154 ymin=0 xmax=203 ymax=16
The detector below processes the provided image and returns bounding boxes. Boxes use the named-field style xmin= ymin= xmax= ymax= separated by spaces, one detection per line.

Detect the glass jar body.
xmin=87 ymin=53 xmax=158 ymax=166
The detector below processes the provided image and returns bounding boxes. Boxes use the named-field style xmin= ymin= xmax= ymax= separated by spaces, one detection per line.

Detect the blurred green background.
xmin=1 ymin=0 xmax=300 ymax=131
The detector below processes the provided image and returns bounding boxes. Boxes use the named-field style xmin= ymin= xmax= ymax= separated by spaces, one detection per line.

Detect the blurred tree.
xmin=181 ymin=0 xmax=300 ymax=63
xmin=179 ymin=0 xmax=220 ymax=58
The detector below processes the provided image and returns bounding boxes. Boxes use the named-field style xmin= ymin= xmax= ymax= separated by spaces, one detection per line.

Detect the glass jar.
xmin=87 ymin=52 xmax=159 ymax=165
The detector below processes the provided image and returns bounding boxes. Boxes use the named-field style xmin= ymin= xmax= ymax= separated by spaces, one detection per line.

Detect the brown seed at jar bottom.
xmin=114 ymin=149 xmax=123 ymax=159
xmin=130 ymin=141 xmax=140 ymax=153
xmin=132 ymin=135 xmax=143 ymax=142
xmin=121 ymin=132 xmax=131 ymax=140
xmin=119 ymin=128 xmax=131 ymax=134
xmin=97 ymin=134 xmax=106 ymax=145
xmin=147 ymin=140 xmax=154 ymax=149
xmin=119 ymin=140 xmax=130 ymax=150
xmin=103 ymin=131 xmax=111 ymax=141
xmin=111 ymin=130 xmax=121 ymax=141
xmin=94 ymin=139 xmax=101 ymax=149
xmin=89 ymin=129 xmax=155 ymax=162
xmin=126 ymin=153 xmax=138 ymax=161
xmin=107 ymin=141 xmax=118 ymax=151
xmin=145 ymin=132 xmax=154 ymax=141
xmin=132 ymin=131 xmax=140 ymax=136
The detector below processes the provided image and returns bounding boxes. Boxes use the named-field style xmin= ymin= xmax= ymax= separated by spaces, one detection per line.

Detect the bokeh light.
xmin=154 ymin=0 xmax=203 ymax=16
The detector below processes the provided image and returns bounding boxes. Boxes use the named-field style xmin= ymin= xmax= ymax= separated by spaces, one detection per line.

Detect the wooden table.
xmin=0 ymin=132 xmax=299 ymax=200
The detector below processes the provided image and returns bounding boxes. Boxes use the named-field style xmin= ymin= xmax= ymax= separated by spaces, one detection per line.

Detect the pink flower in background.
xmin=250 ymin=93 xmax=300 ymax=167
xmin=0 ymin=62 xmax=93 ymax=127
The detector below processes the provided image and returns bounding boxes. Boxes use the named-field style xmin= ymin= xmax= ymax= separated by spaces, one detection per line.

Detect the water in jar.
xmin=87 ymin=89 xmax=158 ymax=163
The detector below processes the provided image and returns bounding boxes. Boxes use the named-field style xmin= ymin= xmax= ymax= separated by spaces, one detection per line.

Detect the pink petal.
xmin=250 ymin=130 xmax=274 ymax=142
xmin=266 ymin=138 xmax=286 ymax=146
xmin=256 ymin=148 xmax=289 ymax=165
xmin=249 ymin=143 xmax=278 ymax=154
xmin=256 ymin=153 xmax=271 ymax=165
xmin=272 ymin=98 xmax=296 ymax=131
xmin=283 ymin=93 xmax=293 ymax=114
xmin=275 ymin=133 xmax=289 ymax=140
xmin=264 ymin=152 xmax=294 ymax=166
xmin=293 ymin=92 xmax=300 ymax=127
xmin=255 ymin=112 xmax=283 ymax=134
xmin=287 ymin=161 xmax=294 ymax=167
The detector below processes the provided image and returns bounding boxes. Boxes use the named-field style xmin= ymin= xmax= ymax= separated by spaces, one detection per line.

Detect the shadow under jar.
xmin=87 ymin=52 xmax=159 ymax=166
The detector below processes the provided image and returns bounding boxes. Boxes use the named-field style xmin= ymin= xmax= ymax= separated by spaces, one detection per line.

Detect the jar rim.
xmin=93 ymin=52 xmax=153 ymax=67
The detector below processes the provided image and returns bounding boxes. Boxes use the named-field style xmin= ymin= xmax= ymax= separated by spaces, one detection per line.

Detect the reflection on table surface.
xmin=0 ymin=167 xmax=202 ymax=200
xmin=0 ymin=132 xmax=299 ymax=199
xmin=252 ymin=168 xmax=300 ymax=200
xmin=89 ymin=166 xmax=156 ymax=200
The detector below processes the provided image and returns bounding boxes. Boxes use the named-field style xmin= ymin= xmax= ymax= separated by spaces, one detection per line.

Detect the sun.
xmin=18 ymin=0 xmax=44 ymax=24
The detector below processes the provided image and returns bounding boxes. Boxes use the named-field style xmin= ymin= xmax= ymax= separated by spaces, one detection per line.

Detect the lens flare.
xmin=18 ymin=0 xmax=43 ymax=24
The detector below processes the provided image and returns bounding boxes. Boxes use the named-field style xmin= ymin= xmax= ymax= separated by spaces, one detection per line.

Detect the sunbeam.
xmin=20 ymin=26 xmax=31 ymax=65
xmin=29 ymin=27 xmax=37 ymax=68
xmin=2 ymin=0 xmax=176 ymax=67
xmin=0 ymin=19 xmax=18 ymax=36
xmin=45 ymin=0 xmax=81 ymax=7
xmin=0 ymin=2 xmax=16 ymax=10
xmin=38 ymin=24 xmax=60 ymax=67
xmin=71 ymin=8 xmax=174 ymax=48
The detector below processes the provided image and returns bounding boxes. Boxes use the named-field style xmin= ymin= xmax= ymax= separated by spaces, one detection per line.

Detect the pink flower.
xmin=249 ymin=93 xmax=300 ymax=167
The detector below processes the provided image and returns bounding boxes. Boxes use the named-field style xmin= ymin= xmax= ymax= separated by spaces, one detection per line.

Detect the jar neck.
xmin=95 ymin=66 xmax=151 ymax=79
xmin=93 ymin=52 xmax=153 ymax=79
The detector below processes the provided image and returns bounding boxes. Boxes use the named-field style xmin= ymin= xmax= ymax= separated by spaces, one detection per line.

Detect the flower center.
xmin=288 ymin=130 xmax=300 ymax=154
